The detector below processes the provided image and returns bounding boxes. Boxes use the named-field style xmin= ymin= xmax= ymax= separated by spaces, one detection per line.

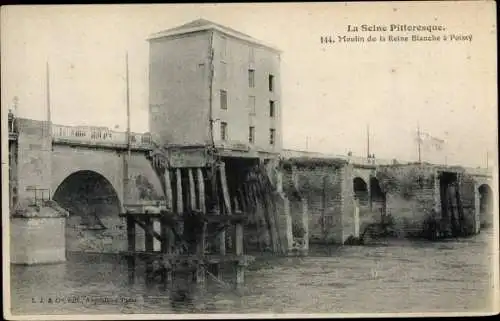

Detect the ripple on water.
xmin=9 ymin=230 xmax=495 ymax=315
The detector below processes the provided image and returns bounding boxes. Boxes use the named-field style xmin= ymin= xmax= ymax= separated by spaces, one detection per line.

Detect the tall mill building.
xmin=148 ymin=19 xmax=282 ymax=161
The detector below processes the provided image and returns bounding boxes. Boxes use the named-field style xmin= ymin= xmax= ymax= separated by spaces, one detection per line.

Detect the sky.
xmin=1 ymin=2 xmax=497 ymax=168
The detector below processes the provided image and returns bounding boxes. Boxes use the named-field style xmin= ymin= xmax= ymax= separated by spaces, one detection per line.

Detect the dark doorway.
xmin=439 ymin=171 xmax=463 ymax=237
xmin=353 ymin=177 xmax=368 ymax=207
xmin=222 ymin=156 xmax=260 ymax=213
xmin=479 ymin=184 xmax=493 ymax=228
xmin=369 ymin=176 xmax=386 ymax=215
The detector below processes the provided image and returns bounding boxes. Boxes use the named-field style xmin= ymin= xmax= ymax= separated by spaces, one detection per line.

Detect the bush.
xmin=292 ymin=222 xmax=306 ymax=238
xmin=360 ymin=213 xmax=397 ymax=242
xmin=344 ymin=235 xmax=364 ymax=245
xmin=421 ymin=214 xmax=439 ymax=240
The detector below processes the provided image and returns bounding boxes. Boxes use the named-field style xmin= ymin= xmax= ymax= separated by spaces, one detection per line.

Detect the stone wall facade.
xmin=16 ymin=119 xmax=53 ymax=204
xmin=281 ymin=158 xmax=355 ymax=244
xmin=376 ymin=164 xmax=480 ymax=238
xmin=11 ymin=202 xmax=69 ymax=265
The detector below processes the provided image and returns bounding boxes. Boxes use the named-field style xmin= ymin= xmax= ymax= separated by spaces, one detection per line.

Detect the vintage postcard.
xmin=2 ymin=2 xmax=498 ymax=319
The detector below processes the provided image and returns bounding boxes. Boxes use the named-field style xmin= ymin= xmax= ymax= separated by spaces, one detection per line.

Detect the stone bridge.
xmin=9 ymin=118 xmax=167 ymax=260
xmin=8 ymin=117 xmax=495 ymax=262
xmin=279 ymin=150 xmax=495 ymax=244
xmin=10 ymin=118 xmax=164 ymax=209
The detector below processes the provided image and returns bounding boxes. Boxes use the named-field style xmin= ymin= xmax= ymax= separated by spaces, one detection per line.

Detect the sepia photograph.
xmin=1 ymin=2 xmax=498 ymax=319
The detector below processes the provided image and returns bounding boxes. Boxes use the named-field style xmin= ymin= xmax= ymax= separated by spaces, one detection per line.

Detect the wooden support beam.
xmin=235 ymin=215 xmax=244 ymax=288
xmin=196 ymin=167 xmax=207 ymax=254
xmin=153 ymin=219 xmax=161 ymax=252
xmin=195 ymin=168 xmax=207 ymax=287
xmin=235 ymin=223 xmax=243 ymax=255
xmin=120 ymin=252 xmax=253 ymax=265
xmin=164 ymin=169 xmax=173 ymax=210
xmin=233 ymin=196 xmax=240 ymax=213
xmin=219 ymin=162 xmax=233 ymax=253
xmin=160 ymin=216 xmax=169 ymax=253
xmin=196 ymin=221 xmax=207 ymax=287
xmin=237 ymin=188 xmax=247 ymax=213
xmin=208 ymin=263 xmax=222 ymax=281
xmin=176 ymin=168 xmax=183 ymax=214
xmin=188 ymin=168 xmax=196 ymax=211
xmin=197 ymin=168 xmax=206 ymax=213
xmin=126 ymin=215 xmax=136 ymax=285
xmin=160 ymin=213 xmax=174 ymax=287
xmin=121 ymin=212 xmax=245 ymax=223
xmin=134 ymin=216 xmax=164 ymax=243
xmin=144 ymin=216 xmax=154 ymax=284
xmin=219 ymin=162 xmax=232 ymax=215
xmin=127 ymin=215 xmax=136 ymax=252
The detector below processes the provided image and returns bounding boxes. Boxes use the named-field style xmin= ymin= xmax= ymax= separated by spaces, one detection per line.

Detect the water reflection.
xmin=10 ymin=229 xmax=496 ymax=315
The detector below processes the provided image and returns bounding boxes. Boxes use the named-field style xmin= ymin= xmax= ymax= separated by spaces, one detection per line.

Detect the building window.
xmin=221 ymin=122 xmax=228 ymax=141
xmin=248 ymin=69 xmax=255 ymax=88
xmin=248 ymin=96 xmax=256 ymax=115
xmin=269 ymin=128 xmax=276 ymax=145
xmin=220 ymin=90 xmax=227 ymax=110
xmin=269 ymin=100 xmax=276 ymax=117
xmin=249 ymin=47 xmax=255 ymax=63
xmin=249 ymin=126 xmax=255 ymax=144
xmin=269 ymin=74 xmax=274 ymax=92
xmin=220 ymin=36 xmax=227 ymax=60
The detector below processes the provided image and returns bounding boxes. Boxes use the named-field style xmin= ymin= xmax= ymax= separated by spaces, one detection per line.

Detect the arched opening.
xmin=478 ymin=184 xmax=493 ymax=228
xmin=53 ymin=170 xmax=123 ymax=253
xmin=369 ymin=176 xmax=386 ymax=215
xmin=353 ymin=177 xmax=368 ymax=207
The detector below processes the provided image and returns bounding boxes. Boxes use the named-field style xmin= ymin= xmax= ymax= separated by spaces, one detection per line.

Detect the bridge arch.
xmin=478 ymin=184 xmax=493 ymax=228
xmin=53 ymin=170 xmax=124 ymax=252
xmin=353 ymin=177 xmax=369 ymax=206
xmin=369 ymin=176 xmax=386 ymax=214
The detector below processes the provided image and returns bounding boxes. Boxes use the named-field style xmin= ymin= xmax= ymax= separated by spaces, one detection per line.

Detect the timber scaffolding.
xmin=119 ymin=147 xmax=256 ymax=290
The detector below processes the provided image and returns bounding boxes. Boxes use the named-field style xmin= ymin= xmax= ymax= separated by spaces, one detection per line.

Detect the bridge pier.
xmin=10 ymin=119 xmax=71 ymax=265
xmin=11 ymin=202 xmax=68 ymax=265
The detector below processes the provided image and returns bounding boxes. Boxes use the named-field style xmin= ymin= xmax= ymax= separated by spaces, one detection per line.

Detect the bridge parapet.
xmin=52 ymin=124 xmax=152 ymax=149
xmin=463 ymin=166 xmax=493 ymax=178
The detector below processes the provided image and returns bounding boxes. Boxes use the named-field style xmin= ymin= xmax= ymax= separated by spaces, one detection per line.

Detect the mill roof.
xmin=148 ymin=18 xmax=281 ymax=53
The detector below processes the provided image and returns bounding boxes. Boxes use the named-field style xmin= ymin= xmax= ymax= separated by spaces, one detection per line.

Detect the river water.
xmin=9 ymin=229 xmax=497 ymax=316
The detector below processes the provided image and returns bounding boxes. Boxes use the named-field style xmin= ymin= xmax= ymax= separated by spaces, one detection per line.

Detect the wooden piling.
xmin=219 ymin=162 xmax=234 ymax=251
xmin=164 ymin=169 xmax=174 ymax=210
xmin=126 ymin=215 xmax=136 ymax=284
xmin=176 ymin=169 xmax=183 ymax=214
xmin=237 ymin=188 xmax=247 ymax=213
xmin=160 ymin=215 xmax=172 ymax=287
xmin=144 ymin=216 xmax=154 ymax=284
xmin=160 ymin=216 xmax=169 ymax=253
xmin=164 ymin=169 xmax=175 ymax=257
xmin=217 ymin=162 xmax=231 ymax=255
xmin=235 ymin=211 xmax=244 ymax=288
xmin=188 ymin=168 xmax=196 ymax=211
xmin=195 ymin=168 xmax=207 ymax=287
xmin=197 ymin=168 xmax=206 ymax=213
xmin=219 ymin=162 xmax=232 ymax=215
xmin=121 ymin=159 xmax=253 ymax=291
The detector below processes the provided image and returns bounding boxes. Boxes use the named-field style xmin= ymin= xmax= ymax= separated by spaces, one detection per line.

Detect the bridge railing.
xmin=52 ymin=124 xmax=152 ymax=148
xmin=463 ymin=166 xmax=493 ymax=177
